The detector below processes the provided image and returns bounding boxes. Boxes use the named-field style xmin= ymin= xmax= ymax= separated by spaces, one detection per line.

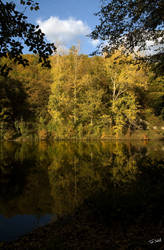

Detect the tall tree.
xmin=104 ymin=50 xmax=149 ymax=136
xmin=0 ymin=0 xmax=56 ymax=76
xmin=48 ymin=50 xmax=106 ymax=138
xmin=91 ymin=0 xmax=164 ymax=57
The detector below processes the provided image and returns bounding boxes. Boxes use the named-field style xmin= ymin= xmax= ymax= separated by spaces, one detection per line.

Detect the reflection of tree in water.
xmin=48 ymin=140 xmax=164 ymax=229
xmin=0 ymin=140 xmax=164 ymax=229
xmin=0 ymin=142 xmax=53 ymax=217
xmin=48 ymin=141 xmax=109 ymax=215
xmin=108 ymin=142 xmax=138 ymax=186
xmin=48 ymin=142 xmax=134 ymax=215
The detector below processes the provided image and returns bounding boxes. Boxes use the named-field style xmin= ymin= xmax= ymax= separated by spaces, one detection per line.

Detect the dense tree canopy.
xmin=47 ymin=48 xmax=151 ymax=139
xmin=91 ymin=0 xmax=164 ymax=56
xmin=0 ymin=49 xmax=163 ymax=140
xmin=0 ymin=0 xmax=56 ymax=76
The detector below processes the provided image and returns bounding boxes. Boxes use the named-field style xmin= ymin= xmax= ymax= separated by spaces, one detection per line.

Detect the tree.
xmin=78 ymin=76 xmax=104 ymax=128
xmin=9 ymin=54 xmax=53 ymax=121
xmin=48 ymin=49 xmax=107 ymax=138
xmin=146 ymin=74 xmax=164 ymax=119
xmin=104 ymin=50 xmax=149 ymax=136
xmin=0 ymin=0 xmax=56 ymax=76
xmin=0 ymin=75 xmax=29 ymax=139
xmin=48 ymin=52 xmax=76 ymax=137
xmin=91 ymin=0 xmax=164 ymax=56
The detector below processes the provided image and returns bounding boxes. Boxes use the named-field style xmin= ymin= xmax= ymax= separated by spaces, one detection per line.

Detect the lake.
xmin=0 ymin=140 xmax=164 ymax=243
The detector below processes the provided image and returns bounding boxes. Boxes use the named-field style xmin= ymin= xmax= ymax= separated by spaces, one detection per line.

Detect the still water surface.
xmin=0 ymin=140 xmax=164 ymax=241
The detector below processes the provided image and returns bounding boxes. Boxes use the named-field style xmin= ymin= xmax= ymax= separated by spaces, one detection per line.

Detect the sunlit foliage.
xmin=0 ymin=47 xmax=163 ymax=140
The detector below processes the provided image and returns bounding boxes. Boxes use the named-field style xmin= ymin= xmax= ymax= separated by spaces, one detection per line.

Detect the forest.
xmin=0 ymin=47 xmax=164 ymax=141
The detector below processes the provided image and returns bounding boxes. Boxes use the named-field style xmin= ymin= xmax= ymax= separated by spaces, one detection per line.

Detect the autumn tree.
xmin=0 ymin=54 xmax=53 ymax=139
xmin=77 ymin=57 xmax=106 ymax=136
xmin=48 ymin=48 xmax=107 ymax=138
xmin=9 ymin=54 xmax=52 ymax=121
xmin=48 ymin=52 xmax=77 ymax=137
xmin=104 ymin=50 xmax=149 ymax=136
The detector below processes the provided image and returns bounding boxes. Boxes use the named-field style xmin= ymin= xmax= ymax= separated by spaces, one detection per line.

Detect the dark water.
xmin=0 ymin=140 xmax=164 ymax=242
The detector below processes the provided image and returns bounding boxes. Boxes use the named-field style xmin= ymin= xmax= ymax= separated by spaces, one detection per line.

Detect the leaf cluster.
xmin=0 ymin=0 xmax=56 ymax=76
xmin=91 ymin=0 xmax=164 ymax=56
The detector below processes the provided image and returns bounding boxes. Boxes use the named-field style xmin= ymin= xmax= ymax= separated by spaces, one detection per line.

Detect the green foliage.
xmin=147 ymin=75 xmax=164 ymax=118
xmin=0 ymin=75 xmax=30 ymax=139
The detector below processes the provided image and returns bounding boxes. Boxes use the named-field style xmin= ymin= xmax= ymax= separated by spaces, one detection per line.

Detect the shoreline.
xmin=1 ymin=134 xmax=164 ymax=142
xmin=1 ymin=204 xmax=164 ymax=250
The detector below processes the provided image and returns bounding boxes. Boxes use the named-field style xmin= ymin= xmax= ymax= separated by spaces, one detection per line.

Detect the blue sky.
xmin=25 ymin=0 xmax=101 ymax=55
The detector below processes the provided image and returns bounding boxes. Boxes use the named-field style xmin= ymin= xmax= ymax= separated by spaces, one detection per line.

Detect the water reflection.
xmin=0 ymin=140 xmax=164 ymax=241
xmin=0 ymin=214 xmax=52 ymax=241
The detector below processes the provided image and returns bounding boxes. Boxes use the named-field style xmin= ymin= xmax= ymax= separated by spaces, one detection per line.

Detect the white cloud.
xmin=90 ymin=39 xmax=100 ymax=47
xmin=37 ymin=16 xmax=91 ymax=44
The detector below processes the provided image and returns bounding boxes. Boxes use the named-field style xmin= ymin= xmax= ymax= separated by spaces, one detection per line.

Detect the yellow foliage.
xmin=105 ymin=49 xmax=149 ymax=92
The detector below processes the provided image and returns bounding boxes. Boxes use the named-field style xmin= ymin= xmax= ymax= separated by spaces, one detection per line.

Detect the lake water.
xmin=0 ymin=140 xmax=164 ymax=242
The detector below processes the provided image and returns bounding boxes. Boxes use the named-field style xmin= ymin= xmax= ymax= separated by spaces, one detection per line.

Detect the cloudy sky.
xmin=26 ymin=0 xmax=101 ymax=55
